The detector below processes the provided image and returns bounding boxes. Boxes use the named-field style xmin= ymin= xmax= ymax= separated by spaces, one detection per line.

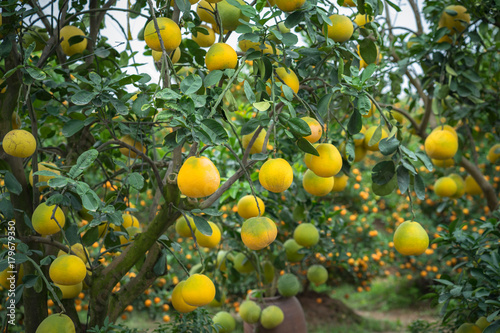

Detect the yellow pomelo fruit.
xmin=144 ymin=17 xmax=181 ymax=52
xmin=425 ymin=129 xmax=458 ymax=160
xmin=342 ymin=0 xmax=355 ymax=7
xmin=152 ymin=47 xmax=181 ymax=63
xmin=237 ymin=195 xmax=265 ymax=219
xmin=393 ymin=220 xmax=429 ymax=256
xmin=119 ymin=135 xmax=146 ymax=159
xmin=307 ymin=264 xmax=328 ymax=286
xmin=449 ymin=173 xmax=465 ymax=198
xmin=242 ymin=129 xmax=267 ymax=154
xmin=487 ymin=144 xmax=500 ymax=164
xmin=364 ymin=126 xmax=389 ymax=151
xmin=55 ymin=282 xmax=83 ymax=299
xmin=206 ymin=0 xmax=222 ymax=3
xmin=194 ymin=221 xmax=221 ymax=248
xmin=197 ymin=0 xmax=217 ymax=25
xmin=241 ymin=216 xmax=277 ymax=250
xmin=260 ymin=305 xmax=284 ymax=329
xmin=178 ymin=156 xmax=220 ymax=198
xmin=171 ymin=281 xmax=197 ymax=313
xmin=216 ymin=250 xmax=228 ymax=272
xmin=115 ymin=214 xmax=140 ymax=230
xmin=181 ymin=273 xmax=216 ymax=306
xmin=57 ymin=243 xmax=89 ymax=264
xmin=259 ymin=158 xmax=293 ymax=193
xmin=11 ymin=112 xmax=21 ymax=129
xmin=213 ymin=311 xmax=236 ymax=333
xmin=354 ymin=126 xmax=366 ymax=146
xmin=302 ymin=169 xmax=334 ymax=196
xmin=324 ymin=14 xmax=353 ymax=43
xmin=353 ymin=145 xmax=367 ymax=162
xmin=363 ymin=101 xmax=375 ymax=118
xmin=331 ymin=174 xmax=348 ymax=192
xmin=391 ymin=110 xmax=405 ymax=123
xmin=293 ymin=223 xmax=319 ymax=247
xmin=49 ymin=254 xmax=87 ymax=285
xmin=60 ymin=26 xmax=87 ymax=56
xmin=474 ymin=317 xmax=491 ymax=331
xmin=301 ymin=117 xmax=322 ymax=143
xmin=0 ymin=265 xmax=23 ymax=289
xmin=268 ymin=22 xmax=290 ymax=43
xmin=175 ymin=215 xmax=196 ymax=237
xmin=439 ymin=5 xmax=470 ymax=35
xmin=192 ymin=25 xmax=215 ymax=47
xmin=433 ymin=158 xmax=454 ymax=168
xmin=432 ymin=124 xmax=458 ymax=139
xmin=36 ymin=313 xmax=75 ymax=333
xmin=266 ymin=67 xmax=299 ymax=96
xmin=239 ymin=300 xmax=261 ymax=324
xmin=119 ymin=226 xmax=141 ymax=245
xmin=32 ymin=203 xmax=66 ymax=236
xmin=464 ymin=175 xmax=482 ymax=195
xmin=205 ymin=43 xmax=238 ymax=71
xmin=198 ymin=0 xmax=249 ymax=30
xmin=233 ymin=252 xmax=254 ymax=273
xmin=277 ymin=273 xmax=300 ymax=297
xmin=276 ymin=0 xmax=305 ymax=12
xmin=264 ymin=0 xmax=276 ymax=6
xmin=434 ymin=177 xmax=457 ymax=197
xmin=284 ymin=239 xmax=304 ymax=262
xmin=304 ymin=143 xmax=342 ymax=178
xmin=354 ymin=14 xmax=373 ymax=27
xmin=2 ymin=129 xmax=36 ymax=158
xmin=261 ymin=260 xmax=275 ymax=283
xmin=455 ymin=323 xmax=482 ymax=333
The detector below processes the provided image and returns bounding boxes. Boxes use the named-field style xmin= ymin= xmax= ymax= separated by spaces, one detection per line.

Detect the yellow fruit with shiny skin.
xmin=284 ymin=239 xmax=304 ymax=262
xmin=32 ymin=203 xmax=66 ymax=236
xmin=260 ymin=305 xmax=284 ymax=329
xmin=178 ymin=156 xmax=220 ymax=198
xmin=2 ymin=130 xmax=36 ymax=158
xmin=194 ymin=221 xmax=221 ymax=248
xmin=354 ymin=126 xmax=366 ymax=146
xmin=57 ymin=243 xmax=89 ymax=264
xmin=433 ymin=158 xmax=454 ymax=168
xmin=152 ymin=47 xmax=181 ymax=63
xmin=455 ymin=323 xmax=482 ymax=333
xmin=259 ymin=158 xmax=293 ymax=193
xmin=431 ymin=124 xmax=457 ymax=139
xmin=304 ymin=143 xmax=342 ymax=177
xmin=449 ymin=173 xmax=465 ymax=198
xmin=197 ymin=0 xmax=249 ymax=30
xmin=60 ymin=26 xmax=87 ymax=56
xmin=393 ymin=220 xmax=429 ymax=256
xmin=242 ymin=129 xmax=267 ymax=154
xmin=241 ymin=216 xmax=277 ymax=250
xmin=110 ymin=214 xmax=140 ymax=231
xmin=332 ymin=174 xmax=348 ymax=192
xmin=175 ymin=215 xmax=196 ymax=237
xmin=464 ymin=175 xmax=482 ymax=195
xmin=144 ymin=17 xmax=181 ymax=52
xmin=192 ymin=25 xmax=215 ymax=47
xmin=425 ymin=129 xmax=458 ymax=160
xmin=119 ymin=135 xmax=146 ymax=159
xmin=434 ymin=177 xmax=457 ymax=197
xmin=276 ymin=0 xmax=305 ymax=12
xmin=364 ymin=126 xmax=389 ymax=151
xmin=239 ymin=300 xmax=261 ymax=324
xmin=35 ymin=314 xmax=76 ymax=333
xmin=342 ymin=0 xmax=355 ymax=6
xmin=55 ymin=282 xmax=83 ymax=299
xmin=119 ymin=226 xmax=141 ymax=245
xmin=301 ymin=117 xmax=322 ymax=143
xmin=324 ymin=14 xmax=353 ymax=43
xmin=266 ymin=67 xmax=299 ymax=96
xmin=353 ymin=14 xmax=372 ymax=27
xmin=49 ymin=254 xmax=87 ymax=285
xmin=487 ymin=144 xmax=500 ymax=164
xmin=181 ymin=273 xmax=216 ymax=306
xmin=302 ymin=169 xmax=334 ymax=196
xmin=237 ymin=195 xmax=265 ymax=219
xmin=439 ymin=5 xmax=470 ymax=35
xmin=205 ymin=43 xmax=238 ymax=71
xmin=171 ymin=281 xmax=197 ymax=313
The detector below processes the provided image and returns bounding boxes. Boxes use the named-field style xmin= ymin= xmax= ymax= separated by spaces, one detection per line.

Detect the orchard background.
xmin=0 ymin=0 xmax=499 ymax=332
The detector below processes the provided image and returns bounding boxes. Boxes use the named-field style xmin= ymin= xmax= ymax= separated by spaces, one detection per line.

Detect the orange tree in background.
xmin=0 ymin=0 xmax=499 ymax=331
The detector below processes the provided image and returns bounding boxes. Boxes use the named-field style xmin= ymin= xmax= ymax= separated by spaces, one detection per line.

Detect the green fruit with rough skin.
xmin=284 ymin=239 xmax=305 ymax=262
xmin=233 ymin=252 xmax=254 ymax=274
xmin=293 ymin=223 xmax=319 ymax=247
xmin=307 ymin=264 xmax=328 ymax=286
xmin=213 ymin=311 xmax=236 ymax=333
xmin=36 ymin=314 xmax=75 ymax=333
xmin=260 ymin=305 xmax=284 ymax=329
xmin=455 ymin=323 xmax=481 ymax=333
xmin=239 ymin=300 xmax=261 ymax=324
xmin=278 ymin=273 xmax=301 ymax=297
xmin=475 ymin=317 xmax=491 ymax=331
xmin=261 ymin=260 xmax=275 ymax=284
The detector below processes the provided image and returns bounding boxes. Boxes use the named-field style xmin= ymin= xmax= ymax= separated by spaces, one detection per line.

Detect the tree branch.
xmin=408 ymin=0 xmax=424 ymax=35
xmin=460 ymin=157 xmax=498 ymax=211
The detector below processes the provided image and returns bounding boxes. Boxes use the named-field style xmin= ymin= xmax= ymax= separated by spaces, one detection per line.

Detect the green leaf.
xmin=153 ymin=251 xmax=167 ymax=275
xmin=385 ymin=0 xmax=401 ymax=12
xmin=192 ymin=215 xmax=212 ymax=236
xmin=297 ymin=138 xmax=319 ymax=156
xmin=110 ymin=98 xmax=128 ymax=115
xmin=253 ymin=101 xmax=270 ymax=111
xmin=191 ymin=208 xmax=223 ymax=216
xmin=68 ymin=149 xmax=99 ymax=179
xmin=361 ymin=64 xmax=376 ymax=82
xmin=251 ymin=153 xmax=268 ymax=161
xmin=4 ymin=171 xmax=22 ymax=195
xmin=244 ymin=80 xmax=256 ymax=104
xmin=157 ymin=88 xmax=182 ymax=100
xmin=201 ymin=119 xmax=228 ymax=143
xmin=317 ymin=93 xmax=334 ymax=118
xmin=288 ymin=118 xmax=311 ymax=137
xmin=367 ymin=126 xmax=382 ymax=147
xmin=416 ymin=151 xmax=434 ymax=172
xmin=445 ymin=64 xmax=457 ymax=76
xmin=125 ymin=172 xmax=144 ymax=190
xmin=347 ymin=109 xmax=362 ymax=135
xmin=26 ymin=66 xmax=46 ymax=80
xmin=132 ymin=94 xmax=151 ymax=118
xmin=62 ymin=119 xmax=84 ymax=137
xmin=372 ymin=174 xmax=397 ymax=196
xmin=397 ymin=166 xmax=410 ymax=194
xmin=281 ymin=33 xmax=298 ymax=46
xmin=47 ymin=176 xmax=70 ymax=188
xmin=414 ymin=174 xmax=426 ymax=200
xmin=359 ymin=39 xmax=378 ymax=65
xmin=372 ymin=161 xmax=395 ymax=185
xmin=71 ymin=91 xmax=97 ymax=105
xmin=180 ymin=75 xmax=203 ymax=95
xmin=204 ymin=70 xmax=223 ymax=87
xmin=379 ymin=136 xmax=399 ymax=156
xmin=241 ymin=119 xmax=260 ymax=135
xmin=175 ymin=0 xmax=191 ymax=13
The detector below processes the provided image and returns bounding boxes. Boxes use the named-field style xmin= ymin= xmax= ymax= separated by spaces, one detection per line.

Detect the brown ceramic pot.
xmin=243 ymin=295 xmax=307 ymax=333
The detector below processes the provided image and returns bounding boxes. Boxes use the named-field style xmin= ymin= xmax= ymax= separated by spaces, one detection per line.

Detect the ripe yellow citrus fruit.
xmin=475 ymin=317 xmax=492 ymax=331
xmin=266 ymin=67 xmax=300 ymax=96
xmin=49 ymin=254 xmax=87 ymax=285
xmin=301 ymin=117 xmax=322 ymax=143
xmin=237 ymin=195 xmax=265 ymax=219
xmin=197 ymin=0 xmax=216 ymax=25
xmin=439 ymin=5 xmax=470 ymax=35
xmin=32 ymin=203 xmax=66 ymax=236
xmin=119 ymin=135 xmax=146 ymax=159
xmin=152 ymin=47 xmax=181 ymax=64
xmin=181 ymin=273 xmax=216 ymax=306
xmin=425 ymin=129 xmax=458 ymax=160
xmin=278 ymin=273 xmax=300 ymax=297
xmin=241 ymin=216 xmax=277 ymax=250
xmin=35 ymin=313 xmax=75 ymax=333
xmin=432 ymin=124 xmax=457 ymax=139
xmin=307 ymin=264 xmax=328 ymax=286
xmin=175 ymin=215 xmax=196 ymax=237
xmin=171 ymin=281 xmax=197 ymax=313
xmin=233 ymin=252 xmax=255 ymax=273
xmin=464 ymin=175 xmax=482 ymax=195
xmin=213 ymin=311 xmax=236 ymax=333
xmin=57 ymin=243 xmax=89 ymax=264
xmin=276 ymin=0 xmax=305 ymax=12
xmin=304 ymin=143 xmax=342 ymax=177
xmin=332 ymin=174 xmax=348 ymax=192
xmin=2 ymin=129 xmax=36 ymax=158
xmin=433 ymin=158 xmax=454 ymax=168
xmin=205 ymin=42 xmax=238 ymax=71
xmin=119 ymin=226 xmax=141 ymax=245
xmin=302 ymin=169 xmax=334 ymax=196
xmin=260 ymin=305 xmax=284 ymax=329
xmin=393 ymin=220 xmax=429 ymax=256
xmin=434 ymin=177 xmax=458 ymax=197
xmin=353 ymin=14 xmax=373 ymax=27
xmin=364 ymin=126 xmax=389 ymax=151
xmin=449 ymin=173 xmax=465 ymax=198
xmin=55 ymin=282 xmax=83 ymax=299
xmin=194 ymin=221 xmax=221 ymax=248
xmin=487 ymin=144 xmax=500 ymax=164
xmin=0 ymin=265 xmax=23 ymax=289
xmin=216 ymin=250 xmax=229 ymax=272
xmin=294 ymin=223 xmax=319 ymax=247
xmin=192 ymin=25 xmax=215 ymax=47
xmin=341 ymin=0 xmax=355 ymax=7
xmin=324 ymin=14 xmax=353 ymax=42
xmin=455 ymin=323 xmax=482 ymax=333
xmin=284 ymin=239 xmax=304 ymax=262
xmin=144 ymin=17 xmax=181 ymax=52
xmin=60 ymin=26 xmax=87 ymax=56
xmin=242 ymin=129 xmax=267 ymax=154
xmin=353 ymin=145 xmax=367 ymax=162
xmin=239 ymin=300 xmax=261 ymax=324
xmin=259 ymin=158 xmax=294 ymax=193
xmin=178 ymin=156 xmax=220 ymax=198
